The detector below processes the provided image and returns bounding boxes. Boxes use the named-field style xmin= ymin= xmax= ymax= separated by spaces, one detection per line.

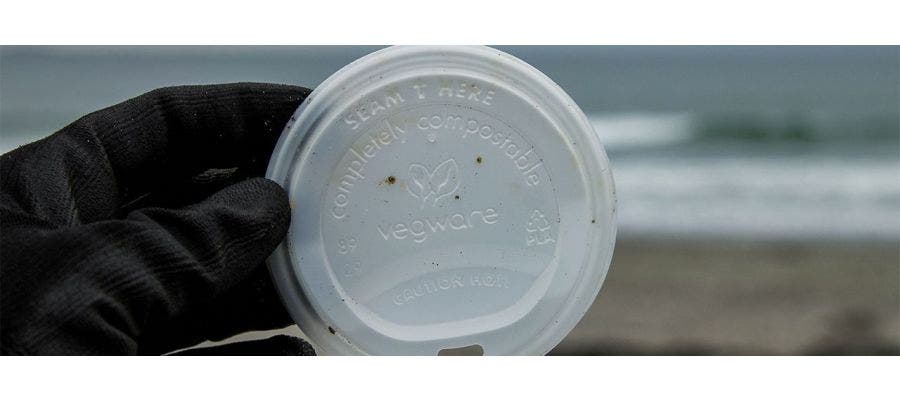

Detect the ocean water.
xmin=1 ymin=46 xmax=898 ymax=242
xmin=592 ymin=113 xmax=899 ymax=241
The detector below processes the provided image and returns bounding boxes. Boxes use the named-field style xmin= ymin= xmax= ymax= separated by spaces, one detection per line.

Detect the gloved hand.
xmin=1 ymin=83 xmax=315 ymax=355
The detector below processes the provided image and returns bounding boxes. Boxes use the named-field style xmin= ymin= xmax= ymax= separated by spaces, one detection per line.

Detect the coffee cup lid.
xmin=266 ymin=46 xmax=616 ymax=355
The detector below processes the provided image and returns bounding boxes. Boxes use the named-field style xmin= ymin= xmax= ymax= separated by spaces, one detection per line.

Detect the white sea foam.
xmin=590 ymin=113 xmax=695 ymax=150
xmin=609 ymin=146 xmax=900 ymax=241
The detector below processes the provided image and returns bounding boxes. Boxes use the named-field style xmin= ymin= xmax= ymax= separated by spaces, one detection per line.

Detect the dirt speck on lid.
xmin=384 ymin=175 xmax=396 ymax=185
xmin=328 ymin=326 xmax=336 ymax=334
xmin=476 ymin=156 xmax=483 ymax=164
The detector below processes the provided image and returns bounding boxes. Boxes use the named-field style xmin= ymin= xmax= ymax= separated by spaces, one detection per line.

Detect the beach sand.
xmin=550 ymin=237 xmax=900 ymax=355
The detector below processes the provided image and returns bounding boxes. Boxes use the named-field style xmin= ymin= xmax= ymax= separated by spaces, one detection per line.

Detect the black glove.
xmin=1 ymin=83 xmax=315 ymax=355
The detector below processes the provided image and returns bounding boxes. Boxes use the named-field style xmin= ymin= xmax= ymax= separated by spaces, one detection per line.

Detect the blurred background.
xmin=1 ymin=46 xmax=898 ymax=355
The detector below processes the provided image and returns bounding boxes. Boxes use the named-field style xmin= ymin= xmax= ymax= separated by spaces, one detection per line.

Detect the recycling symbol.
xmin=526 ymin=209 xmax=556 ymax=247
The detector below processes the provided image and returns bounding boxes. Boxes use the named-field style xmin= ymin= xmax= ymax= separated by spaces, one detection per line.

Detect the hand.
xmin=1 ymin=83 xmax=314 ymax=355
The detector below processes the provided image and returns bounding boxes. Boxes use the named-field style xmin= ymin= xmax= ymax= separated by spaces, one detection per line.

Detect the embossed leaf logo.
xmin=406 ymin=159 xmax=460 ymax=208
xmin=407 ymin=164 xmax=431 ymax=202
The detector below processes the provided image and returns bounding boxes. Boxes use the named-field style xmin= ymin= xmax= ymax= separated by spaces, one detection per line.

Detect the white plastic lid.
xmin=266 ymin=46 xmax=616 ymax=355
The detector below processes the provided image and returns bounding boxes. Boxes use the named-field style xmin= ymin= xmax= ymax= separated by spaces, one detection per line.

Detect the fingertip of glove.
xmin=240 ymin=176 xmax=289 ymax=204
xmin=204 ymin=177 xmax=291 ymax=238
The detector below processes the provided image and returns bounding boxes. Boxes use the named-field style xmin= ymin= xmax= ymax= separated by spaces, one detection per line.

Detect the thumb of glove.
xmin=115 ymin=177 xmax=292 ymax=352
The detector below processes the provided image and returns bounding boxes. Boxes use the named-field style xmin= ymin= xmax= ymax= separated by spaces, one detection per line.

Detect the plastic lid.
xmin=266 ymin=46 xmax=616 ymax=355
